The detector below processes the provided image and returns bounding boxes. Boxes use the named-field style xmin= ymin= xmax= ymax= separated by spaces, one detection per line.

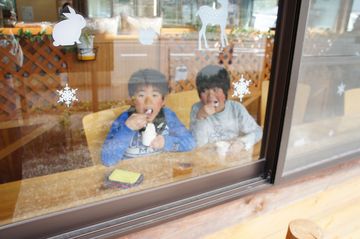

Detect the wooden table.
xmin=0 ymin=142 xmax=260 ymax=226
xmin=1 ymin=114 xmax=358 ymax=226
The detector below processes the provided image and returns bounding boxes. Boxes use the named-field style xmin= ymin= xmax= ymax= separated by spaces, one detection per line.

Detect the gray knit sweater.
xmin=190 ymin=100 xmax=263 ymax=149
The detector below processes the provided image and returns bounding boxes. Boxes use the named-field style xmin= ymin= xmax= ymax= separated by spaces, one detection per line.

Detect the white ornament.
xmin=174 ymin=65 xmax=188 ymax=82
xmin=52 ymin=6 xmax=86 ymax=46
xmin=196 ymin=0 xmax=229 ymax=50
xmin=293 ymin=137 xmax=307 ymax=147
xmin=57 ymin=84 xmax=78 ymax=107
xmin=138 ymin=28 xmax=157 ymax=45
xmin=337 ymin=82 xmax=346 ymax=96
xmin=232 ymin=75 xmax=251 ymax=102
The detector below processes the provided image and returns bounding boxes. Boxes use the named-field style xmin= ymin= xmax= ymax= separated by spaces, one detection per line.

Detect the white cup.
xmin=215 ymin=141 xmax=231 ymax=158
xmin=142 ymin=123 xmax=156 ymax=146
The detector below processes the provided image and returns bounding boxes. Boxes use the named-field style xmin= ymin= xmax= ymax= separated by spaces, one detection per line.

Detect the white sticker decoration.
xmin=197 ymin=0 xmax=229 ymax=50
xmin=174 ymin=65 xmax=188 ymax=82
xmin=232 ymin=75 xmax=251 ymax=102
xmin=52 ymin=6 xmax=86 ymax=46
xmin=293 ymin=137 xmax=307 ymax=147
xmin=337 ymin=81 xmax=346 ymax=96
xmin=138 ymin=28 xmax=157 ymax=45
xmin=57 ymin=84 xmax=78 ymax=107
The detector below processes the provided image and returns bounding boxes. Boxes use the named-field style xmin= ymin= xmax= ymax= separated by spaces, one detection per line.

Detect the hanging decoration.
xmin=337 ymin=82 xmax=346 ymax=96
xmin=196 ymin=0 xmax=229 ymax=50
xmin=57 ymin=84 xmax=78 ymax=107
xmin=52 ymin=6 xmax=86 ymax=46
xmin=218 ymin=42 xmax=234 ymax=65
xmin=232 ymin=75 xmax=251 ymax=102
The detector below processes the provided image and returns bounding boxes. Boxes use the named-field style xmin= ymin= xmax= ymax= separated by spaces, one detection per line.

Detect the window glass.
xmin=87 ymin=0 xmax=112 ymax=18
xmin=0 ymin=0 xmax=276 ymax=226
xmin=283 ymin=0 xmax=360 ymax=175
xmin=347 ymin=0 xmax=360 ymax=31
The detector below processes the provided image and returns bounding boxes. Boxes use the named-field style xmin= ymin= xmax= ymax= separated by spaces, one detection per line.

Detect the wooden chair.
xmin=344 ymin=88 xmax=360 ymax=116
xmin=292 ymin=83 xmax=311 ymax=124
xmin=261 ymin=81 xmax=311 ymax=126
xmin=165 ymin=90 xmax=199 ymax=128
xmin=82 ymin=105 xmax=130 ymax=165
xmin=167 ymin=89 xmax=261 ymax=128
xmin=261 ymin=80 xmax=270 ymax=126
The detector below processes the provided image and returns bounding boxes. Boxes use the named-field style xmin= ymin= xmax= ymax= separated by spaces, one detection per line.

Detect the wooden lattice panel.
xmin=0 ymin=37 xmax=68 ymax=120
xmin=169 ymin=36 xmax=274 ymax=93
xmin=262 ymin=37 xmax=274 ymax=82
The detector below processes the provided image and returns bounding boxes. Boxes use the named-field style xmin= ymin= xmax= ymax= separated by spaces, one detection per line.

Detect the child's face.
xmin=200 ymin=87 xmax=226 ymax=112
xmin=133 ymin=85 xmax=165 ymax=122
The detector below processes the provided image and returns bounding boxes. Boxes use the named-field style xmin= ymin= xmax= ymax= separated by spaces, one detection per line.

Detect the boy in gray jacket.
xmin=190 ymin=65 xmax=262 ymax=150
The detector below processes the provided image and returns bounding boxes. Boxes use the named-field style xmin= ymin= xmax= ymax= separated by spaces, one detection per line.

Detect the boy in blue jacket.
xmin=102 ymin=69 xmax=195 ymax=166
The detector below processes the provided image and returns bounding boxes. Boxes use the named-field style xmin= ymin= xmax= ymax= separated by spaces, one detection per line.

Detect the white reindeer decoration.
xmin=196 ymin=0 xmax=229 ymax=50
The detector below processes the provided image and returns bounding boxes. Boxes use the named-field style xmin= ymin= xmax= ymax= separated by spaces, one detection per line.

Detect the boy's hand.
xmin=150 ymin=135 xmax=165 ymax=149
xmin=197 ymin=104 xmax=216 ymax=120
xmin=125 ymin=113 xmax=147 ymax=130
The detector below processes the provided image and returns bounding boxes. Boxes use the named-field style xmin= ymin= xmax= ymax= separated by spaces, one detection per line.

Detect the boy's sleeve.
xmin=190 ymin=103 xmax=210 ymax=147
xmin=101 ymin=112 xmax=135 ymax=166
xmin=236 ymin=103 xmax=263 ymax=150
xmin=163 ymin=109 xmax=196 ymax=152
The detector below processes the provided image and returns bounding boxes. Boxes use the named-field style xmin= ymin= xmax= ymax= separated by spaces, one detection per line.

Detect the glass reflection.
xmin=284 ymin=0 xmax=360 ymax=174
xmin=0 ymin=0 xmax=276 ymax=226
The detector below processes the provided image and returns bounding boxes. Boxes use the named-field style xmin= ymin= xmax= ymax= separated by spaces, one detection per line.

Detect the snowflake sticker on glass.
xmin=57 ymin=84 xmax=78 ymax=107
xmin=337 ymin=82 xmax=346 ymax=96
xmin=232 ymin=75 xmax=251 ymax=102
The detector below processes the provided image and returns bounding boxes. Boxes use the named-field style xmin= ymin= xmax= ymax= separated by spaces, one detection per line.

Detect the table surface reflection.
xmin=285 ymin=115 xmax=360 ymax=172
xmin=288 ymin=115 xmax=360 ymax=154
xmin=1 ymin=115 xmax=359 ymax=226
xmin=0 ymin=141 xmax=260 ymax=226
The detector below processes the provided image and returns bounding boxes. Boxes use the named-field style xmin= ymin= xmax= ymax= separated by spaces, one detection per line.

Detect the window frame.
xmin=273 ymin=0 xmax=360 ymax=184
xmin=1 ymin=162 xmax=267 ymax=238
xmin=0 ymin=0 xmax=312 ymax=238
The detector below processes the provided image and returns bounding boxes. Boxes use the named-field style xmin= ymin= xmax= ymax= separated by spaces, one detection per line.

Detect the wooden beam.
xmin=0 ymin=122 xmax=56 ymax=161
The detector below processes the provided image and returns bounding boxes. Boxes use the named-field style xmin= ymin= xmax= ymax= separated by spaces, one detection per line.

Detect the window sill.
xmin=121 ymin=157 xmax=360 ymax=239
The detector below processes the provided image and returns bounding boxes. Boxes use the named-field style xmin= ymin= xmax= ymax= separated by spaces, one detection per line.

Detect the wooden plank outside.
xmin=203 ymin=170 xmax=360 ymax=239
xmin=265 ymin=194 xmax=360 ymax=239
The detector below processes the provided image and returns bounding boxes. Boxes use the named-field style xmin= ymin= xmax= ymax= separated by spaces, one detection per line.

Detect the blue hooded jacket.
xmin=101 ymin=107 xmax=195 ymax=166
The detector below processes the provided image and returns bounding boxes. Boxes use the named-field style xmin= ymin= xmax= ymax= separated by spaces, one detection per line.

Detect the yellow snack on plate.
xmin=108 ymin=169 xmax=142 ymax=184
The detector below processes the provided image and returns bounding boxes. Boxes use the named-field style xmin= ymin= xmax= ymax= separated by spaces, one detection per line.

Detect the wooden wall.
xmin=118 ymin=159 xmax=360 ymax=239
xmin=16 ymin=0 xmax=58 ymax=22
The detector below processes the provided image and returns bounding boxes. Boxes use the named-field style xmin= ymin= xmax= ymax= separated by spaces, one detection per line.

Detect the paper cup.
xmin=142 ymin=123 xmax=156 ymax=146
xmin=215 ymin=141 xmax=231 ymax=158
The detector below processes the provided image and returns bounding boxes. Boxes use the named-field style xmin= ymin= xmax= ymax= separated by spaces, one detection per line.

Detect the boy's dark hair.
xmin=128 ymin=69 xmax=169 ymax=97
xmin=195 ymin=65 xmax=231 ymax=99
